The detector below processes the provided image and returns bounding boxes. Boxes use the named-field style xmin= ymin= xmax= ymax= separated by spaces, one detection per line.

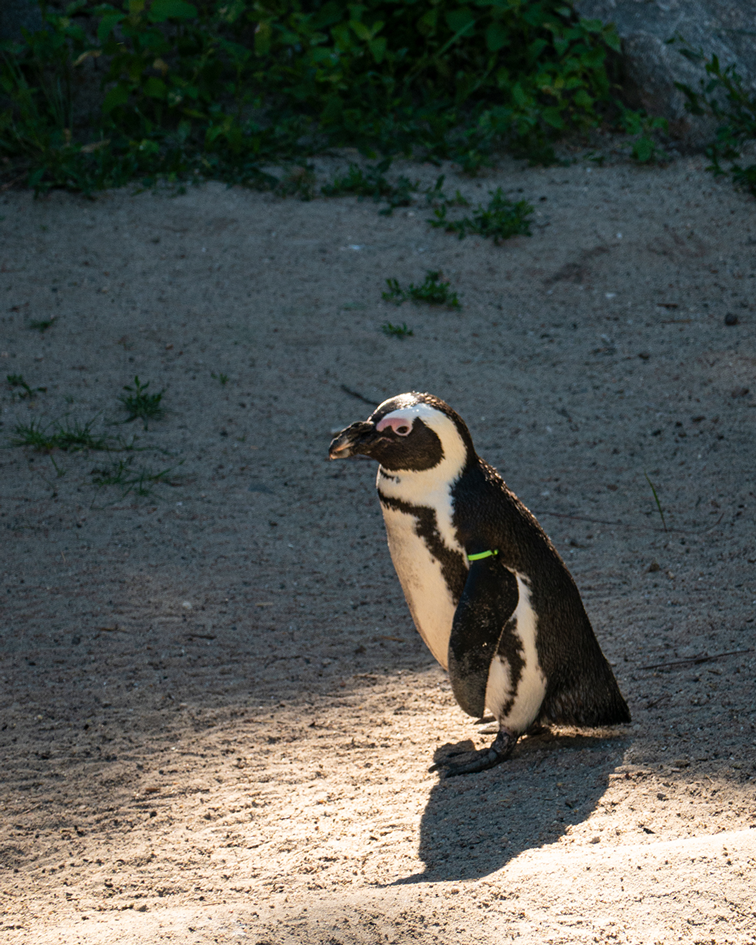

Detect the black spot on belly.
xmin=379 ymin=495 xmax=467 ymax=601
xmin=495 ymin=616 xmax=525 ymax=718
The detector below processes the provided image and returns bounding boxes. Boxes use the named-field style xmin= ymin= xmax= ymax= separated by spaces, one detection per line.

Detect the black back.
xmin=451 ymin=458 xmax=630 ymax=726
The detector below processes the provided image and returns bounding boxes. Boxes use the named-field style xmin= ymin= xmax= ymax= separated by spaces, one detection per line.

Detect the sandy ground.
xmin=1 ymin=146 xmax=755 ymax=944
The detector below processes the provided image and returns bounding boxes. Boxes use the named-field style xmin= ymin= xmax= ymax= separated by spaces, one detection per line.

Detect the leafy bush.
xmin=676 ymin=52 xmax=756 ymax=195
xmin=1 ymin=0 xmax=625 ymax=193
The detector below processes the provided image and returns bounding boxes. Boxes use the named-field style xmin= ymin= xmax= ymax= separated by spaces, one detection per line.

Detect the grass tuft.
xmin=429 ymin=188 xmax=533 ymax=243
xmin=118 ymin=376 xmax=165 ymax=429
xmin=28 ymin=317 xmax=57 ymax=332
xmin=322 ymin=160 xmax=418 ymax=216
xmin=90 ymin=457 xmax=182 ymax=500
xmin=383 ymin=271 xmax=460 ymax=307
xmin=381 ymin=322 xmax=414 ymax=340
xmin=6 ymin=373 xmax=46 ymax=399
xmin=10 ymin=416 xmax=121 ymax=452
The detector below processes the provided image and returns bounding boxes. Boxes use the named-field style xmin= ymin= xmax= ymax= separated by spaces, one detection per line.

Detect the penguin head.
xmin=329 ymin=392 xmax=475 ymax=474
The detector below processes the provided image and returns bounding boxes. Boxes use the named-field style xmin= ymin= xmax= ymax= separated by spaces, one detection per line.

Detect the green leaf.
xmin=542 ymin=106 xmax=564 ymax=129
xmin=350 ymin=20 xmax=372 ymax=41
xmin=485 ymin=21 xmax=509 ymax=53
xmin=511 ymin=82 xmax=528 ymax=107
xmin=331 ymin=23 xmax=353 ymax=50
xmin=602 ymin=26 xmax=622 ymax=52
xmin=103 ymin=84 xmax=129 ymax=113
xmin=579 ymin=18 xmax=603 ymax=34
xmin=368 ymin=37 xmax=387 ymax=64
xmin=417 ymin=9 xmax=437 ymax=36
xmin=254 ymin=21 xmax=271 ymax=56
xmin=445 ymin=7 xmax=476 ymax=36
xmin=632 ymin=136 xmax=654 ymax=163
xmin=581 ymin=46 xmax=606 ymax=69
xmin=148 ymin=0 xmax=197 ymax=23
xmin=216 ymin=0 xmax=246 ymax=25
xmin=97 ymin=12 xmax=125 ymax=43
xmin=143 ymin=76 xmax=167 ymax=99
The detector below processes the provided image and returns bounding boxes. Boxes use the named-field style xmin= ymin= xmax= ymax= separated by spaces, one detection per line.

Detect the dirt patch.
xmin=1 ymin=151 xmax=755 ymax=944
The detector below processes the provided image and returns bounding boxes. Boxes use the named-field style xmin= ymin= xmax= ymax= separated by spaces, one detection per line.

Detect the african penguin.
xmin=329 ymin=392 xmax=630 ymax=776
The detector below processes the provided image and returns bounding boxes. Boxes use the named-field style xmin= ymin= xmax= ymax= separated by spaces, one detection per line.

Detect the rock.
xmin=0 ymin=0 xmax=43 ymax=42
xmin=574 ymin=0 xmax=756 ymax=150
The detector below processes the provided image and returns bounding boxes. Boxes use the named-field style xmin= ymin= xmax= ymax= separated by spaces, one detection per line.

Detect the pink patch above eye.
xmin=377 ymin=415 xmax=413 ymax=434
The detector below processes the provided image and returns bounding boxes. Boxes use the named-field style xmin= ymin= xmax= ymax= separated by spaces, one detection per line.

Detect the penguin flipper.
xmin=447 ymin=556 xmax=519 ymax=718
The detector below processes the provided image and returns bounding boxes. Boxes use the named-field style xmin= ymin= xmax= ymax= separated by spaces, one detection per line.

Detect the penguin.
xmin=328 ymin=391 xmax=630 ymax=776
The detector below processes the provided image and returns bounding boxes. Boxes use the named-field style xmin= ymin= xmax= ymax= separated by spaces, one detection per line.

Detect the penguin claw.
xmin=432 ymin=730 xmax=518 ymax=778
xmin=440 ymin=747 xmax=505 ymax=778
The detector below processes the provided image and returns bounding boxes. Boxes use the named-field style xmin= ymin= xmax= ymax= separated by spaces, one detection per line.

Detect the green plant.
xmin=621 ymin=110 xmax=668 ymax=164
xmin=9 ymin=415 xmax=122 ymax=452
xmin=424 ymin=175 xmax=469 ymax=208
xmin=90 ymin=455 xmax=181 ymax=499
xmin=381 ymin=321 xmax=414 ymax=339
xmin=118 ymin=376 xmax=165 ymax=428
xmin=9 ymin=413 xmax=131 ymax=475
xmin=383 ymin=271 xmax=460 ymax=307
xmin=6 ymin=373 xmax=46 ymax=398
xmin=211 ymin=371 xmax=229 ymax=385
xmin=676 ymin=52 xmax=756 ymax=195
xmin=274 ymin=164 xmax=317 ymax=200
xmin=0 ymin=1 xmax=627 ymax=195
xmin=644 ymin=470 xmax=667 ymax=532
xmin=429 ymin=187 xmax=533 ymax=242
xmin=322 ymin=159 xmax=418 ymax=215
xmin=28 ymin=316 xmax=57 ymax=332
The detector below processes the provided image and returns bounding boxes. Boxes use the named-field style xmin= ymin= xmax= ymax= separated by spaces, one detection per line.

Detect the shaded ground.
xmin=1 ymin=148 xmax=755 ymax=943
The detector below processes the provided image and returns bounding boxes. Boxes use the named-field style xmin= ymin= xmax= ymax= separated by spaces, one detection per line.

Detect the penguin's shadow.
xmin=392 ymin=727 xmax=630 ymax=884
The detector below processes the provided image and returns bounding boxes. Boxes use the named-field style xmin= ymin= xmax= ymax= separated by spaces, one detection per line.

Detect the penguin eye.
xmin=395 ymin=424 xmax=411 ymax=436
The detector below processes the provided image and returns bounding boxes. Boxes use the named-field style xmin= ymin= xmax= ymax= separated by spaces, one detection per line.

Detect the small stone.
xmin=638 ymin=351 xmax=650 ymax=360
xmin=647 ymin=561 xmax=661 ymax=573
xmin=724 ymin=312 xmax=739 ymax=326
xmin=731 ymin=387 xmax=750 ymax=398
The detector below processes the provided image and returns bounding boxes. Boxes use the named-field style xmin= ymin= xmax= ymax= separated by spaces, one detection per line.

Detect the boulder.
xmin=575 ymin=0 xmax=756 ymax=149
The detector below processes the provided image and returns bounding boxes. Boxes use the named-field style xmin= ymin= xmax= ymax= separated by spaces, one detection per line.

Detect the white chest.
xmin=379 ymin=501 xmax=464 ymax=670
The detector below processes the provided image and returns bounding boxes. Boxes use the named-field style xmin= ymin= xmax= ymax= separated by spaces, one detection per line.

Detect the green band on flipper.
xmin=467 ymin=549 xmax=498 ymax=561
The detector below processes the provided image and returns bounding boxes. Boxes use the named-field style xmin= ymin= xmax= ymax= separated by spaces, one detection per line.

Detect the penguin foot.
xmin=432 ymin=730 xmax=518 ymax=778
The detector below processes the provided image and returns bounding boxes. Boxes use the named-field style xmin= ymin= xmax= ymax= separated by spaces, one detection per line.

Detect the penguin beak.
xmin=328 ymin=421 xmax=379 ymax=459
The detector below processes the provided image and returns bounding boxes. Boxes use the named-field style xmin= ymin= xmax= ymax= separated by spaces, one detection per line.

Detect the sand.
xmin=1 ymin=146 xmax=755 ymax=944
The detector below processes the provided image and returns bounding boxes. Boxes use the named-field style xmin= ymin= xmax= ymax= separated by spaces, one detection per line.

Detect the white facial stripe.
xmin=377 ymin=403 xmax=441 ymax=430
xmin=377 ymin=414 xmax=412 ymax=435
